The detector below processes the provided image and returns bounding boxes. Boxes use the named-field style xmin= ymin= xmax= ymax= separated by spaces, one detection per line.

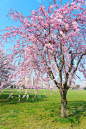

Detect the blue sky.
xmin=0 ymin=0 xmax=85 ymax=85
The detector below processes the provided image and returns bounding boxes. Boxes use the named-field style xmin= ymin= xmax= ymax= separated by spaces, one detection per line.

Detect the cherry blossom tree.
xmin=0 ymin=49 xmax=13 ymax=88
xmin=0 ymin=0 xmax=86 ymax=118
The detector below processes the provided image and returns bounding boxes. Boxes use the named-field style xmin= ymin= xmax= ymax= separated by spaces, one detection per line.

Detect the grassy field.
xmin=0 ymin=89 xmax=86 ymax=129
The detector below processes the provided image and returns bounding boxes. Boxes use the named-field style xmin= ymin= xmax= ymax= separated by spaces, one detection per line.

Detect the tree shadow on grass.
xmin=48 ymin=101 xmax=86 ymax=126
xmin=66 ymin=101 xmax=86 ymax=125
xmin=0 ymin=92 xmax=47 ymax=105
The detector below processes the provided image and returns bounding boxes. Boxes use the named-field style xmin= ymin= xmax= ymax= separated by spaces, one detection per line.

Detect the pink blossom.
xmin=27 ymin=94 xmax=29 ymax=99
xmin=22 ymin=95 xmax=26 ymax=98
xmin=49 ymin=5 xmax=53 ymax=10
xmin=44 ymin=92 xmax=46 ymax=95
xmin=18 ymin=95 xmax=20 ymax=98
xmin=51 ymin=33 xmax=56 ymax=39
xmin=72 ymin=21 xmax=79 ymax=30
xmin=50 ymin=93 xmax=52 ymax=96
xmin=18 ymin=99 xmax=20 ymax=102
xmin=4 ymin=37 xmax=7 ymax=42
xmin=85 ymin=1 xmax=86 ymax=5
xmin=57 ymin=19 xmax=63 ymax=25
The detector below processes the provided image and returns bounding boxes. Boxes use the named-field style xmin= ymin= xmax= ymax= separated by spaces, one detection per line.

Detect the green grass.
xmin=0 ymin=89 xmax=86 ymax=129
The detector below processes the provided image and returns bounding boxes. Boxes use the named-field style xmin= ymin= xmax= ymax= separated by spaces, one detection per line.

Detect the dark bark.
xmin=60 ymin=88 xmax=67 ymax=118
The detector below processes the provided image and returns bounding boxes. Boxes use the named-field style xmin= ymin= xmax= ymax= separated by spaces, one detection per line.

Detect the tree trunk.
xmin=61 ymin=99 xmax=67 ymax=118
xmin=60 ymin=89 xmax=67 ymax=118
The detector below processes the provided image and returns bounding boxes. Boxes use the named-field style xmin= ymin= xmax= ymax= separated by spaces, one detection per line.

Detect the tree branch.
xmin=47 ymin=67 xmax=60 ymax=89
xmin=72 ymin=53 xmax=86 ymax=77
xmin=54 ymin=54 xmax=60 ymax=71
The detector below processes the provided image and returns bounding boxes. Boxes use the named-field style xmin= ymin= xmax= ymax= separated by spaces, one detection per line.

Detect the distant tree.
xmin=0 ymin=49 xmax=13 ymax=87
xmin=76 ymin=85 xmax=80 ymax=89
xmin=80 ymin=81 xmax=86 ymax=89
xmin=0 ymin=0 xmax=86 ymax=118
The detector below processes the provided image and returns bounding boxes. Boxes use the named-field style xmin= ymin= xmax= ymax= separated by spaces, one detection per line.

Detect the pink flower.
xmin=57 ymin=19 xmax=63 ymax=25
xmin=18 ymin=95 xmax=20 ymax=98
xmin=44 ymin=92 xmax=46 ymax=95
xmin=65 ymin=23 xmax=70 ymax=30
xmin=50 ymin=93 xmax=52 ymax=96
xmin=72 ymin=21 xmax=79 ymax=30
xmin=18 ymin=99 xmax=20 ymax=102
xmin=27 ymin=94 xmax=29 ymax=99
xmin=4 ymin=37 xmax=7 ymax=42
xmin=85 ymin=1 xmax=86 ymax=5
xmin=51 ymin=33 xmax=56 ymax=39
xmin=22 ymin=95 xmax=26 ymax=98
xmin=49 ymin=5 xmax=53 ymax=10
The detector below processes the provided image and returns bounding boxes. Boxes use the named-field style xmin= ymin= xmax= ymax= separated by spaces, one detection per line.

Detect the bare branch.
xmin=47 ymin=67 xmax=60 ymax=88
xmin=54 ymin=54 xmax=60 ymax=71
xmin=72 ymin=53 xmax=86 ymax=77
xmin=61 ymin=0 xmax=62 ymax=6
xmin=53 ymin=0 xmax=56 ymax=4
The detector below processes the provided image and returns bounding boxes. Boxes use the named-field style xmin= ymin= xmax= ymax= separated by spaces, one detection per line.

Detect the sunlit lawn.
xmin=0 ymin=89 xmax=86 ymax=129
